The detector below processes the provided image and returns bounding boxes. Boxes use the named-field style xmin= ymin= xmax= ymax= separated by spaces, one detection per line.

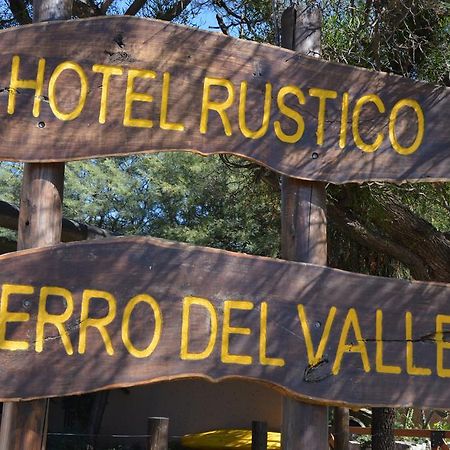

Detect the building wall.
xmin=49 ymin=379 xmax=283 ymax=438
xmin=100 ymin=379 xmax=283 ymax=436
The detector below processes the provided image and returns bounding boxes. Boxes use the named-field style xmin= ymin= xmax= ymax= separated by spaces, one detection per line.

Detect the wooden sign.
xmin=0 ymin=16 xmax=448 ymax=183
xmin=0 ymin=236 xmax=449 ymax=408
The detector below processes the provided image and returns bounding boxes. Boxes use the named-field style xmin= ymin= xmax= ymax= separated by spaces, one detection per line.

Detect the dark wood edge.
xmin=2 ymin=149 xmax=449 ymax=185
xmin=1 ymin=236 xmax=447 ymax=290
xmin=1 ymin=16 xmax=446 ymax=93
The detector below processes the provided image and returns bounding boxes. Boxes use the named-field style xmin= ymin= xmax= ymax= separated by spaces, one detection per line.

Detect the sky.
xmin=192 ymin=7 xmax=218 ymax=31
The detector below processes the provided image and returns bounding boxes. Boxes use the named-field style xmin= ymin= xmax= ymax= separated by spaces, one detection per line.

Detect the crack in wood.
xmin=104 ymin=49 xmax=135 ymax=63
xmin=304 ymin=358 xmax=333 ymax=383
xmin=113 ymin=32 xmax=125 ymax=48
xmin=364 ymin=332 xmax=450 ymax=344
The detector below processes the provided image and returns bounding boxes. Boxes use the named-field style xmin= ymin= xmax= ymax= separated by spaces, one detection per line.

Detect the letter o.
xmin=48 ymin=61 xmax=88 ymax=121
xmin=389 ymin=99 xmax=424 ymax=155
xmin=122 ymin=294 xmax=162 ymax=358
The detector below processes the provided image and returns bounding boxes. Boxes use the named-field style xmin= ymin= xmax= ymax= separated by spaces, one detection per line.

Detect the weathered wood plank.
xmin=0 ymin=16 xmax=448 ymax=183
xmin=280 ymin=6 xmax=329 ymax=450
xmin=334 ymin=407 xmax=350 ymax=450
xmin=147 ymin=417 xmax=169 ymax=450
xmin=0 ymin=237 xmax=449 ymax=408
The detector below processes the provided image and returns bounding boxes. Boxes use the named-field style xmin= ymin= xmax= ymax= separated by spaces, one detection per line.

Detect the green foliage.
xmin=64 ymin=153 xmax=281 ymax=257
xmin=0 ymin=162 xmax=22 ymax=204
xmin=208 ymin=0 xmax=276 ymax=41
xmin=432 ymin=420 xmax=450 ymax=431
xmin=321 ymin=0 xmax=450 ymax=84
xmin=320 ymin=0 xmax=450 ymax=279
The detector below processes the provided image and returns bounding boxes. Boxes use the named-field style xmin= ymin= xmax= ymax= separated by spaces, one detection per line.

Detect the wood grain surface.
xmin=0 ymin=16 xmax=448 ymax=183
xmin=279 ymin=7 xmax=329 ymax=449
xmin=0 ymin=237 xmax=449 ymax=408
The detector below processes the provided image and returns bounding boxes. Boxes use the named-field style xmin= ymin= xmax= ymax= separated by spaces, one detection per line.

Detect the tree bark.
xmin=328 ymin=190 xmax=450 ymax=283
xmin=372 ymin=408 xmax=395 ymax=450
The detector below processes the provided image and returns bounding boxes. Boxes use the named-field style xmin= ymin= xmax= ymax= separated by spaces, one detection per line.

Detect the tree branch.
xmin=125 ymin=0 xmax=192 ymax=20
xmin=328 ymin=203 xmax=430 ymax=281
xmin=100 ymin=0 xmax=114 ymax=14
xmin=155 ymin=0 xmax=192 ymax=21
xmin=72 ymin=0 xmax=101 ymax=17
xmin=368 ymin=194 xmax=450 ymax=282
xmin=0 ymin=200 xmax=116 ymax=242
xmin=328 ymin=185 xmax=450 ymax=283
xmin=7 ymin=0 xmax=32 ymax=24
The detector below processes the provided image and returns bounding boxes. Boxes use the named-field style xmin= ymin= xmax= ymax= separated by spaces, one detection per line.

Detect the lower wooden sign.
xmin=0 ymin=237 xmax=449 ymax=408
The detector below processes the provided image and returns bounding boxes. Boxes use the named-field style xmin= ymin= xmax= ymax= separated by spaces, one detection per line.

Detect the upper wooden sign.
xmin=0 ymin=237 xmax=449 ymax=408
xmin=0 ymin=16 xmax=448 ymax=183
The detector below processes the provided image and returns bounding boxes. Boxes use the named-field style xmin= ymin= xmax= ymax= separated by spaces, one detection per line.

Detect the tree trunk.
xmin=372 ymin=407 xmax=395 ymax=450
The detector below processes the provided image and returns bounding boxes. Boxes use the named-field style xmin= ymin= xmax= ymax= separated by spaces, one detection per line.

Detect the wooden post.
xmin=252 ymin=421 xmax=268 ymax=450
xmin=0 ymin=1 xmax=71 ymax=448
xmin=0 ymin=167 xmax=64 ymax=449
xmin=334 ymin=406 xmax=350 ymax=450
xmin=147 ymin=417 xmax=169 ymax=450
xmin=280 ymin=6 xmax=329 ymax=450
xmin=0 ymin=172 xmax=65 ymax=449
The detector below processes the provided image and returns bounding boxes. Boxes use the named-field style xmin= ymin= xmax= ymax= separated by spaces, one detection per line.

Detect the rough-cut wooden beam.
xmin=0 ymin=237 xmax=17 ymax=254
xmin=0 ymin=200 xmax=115 ymax=242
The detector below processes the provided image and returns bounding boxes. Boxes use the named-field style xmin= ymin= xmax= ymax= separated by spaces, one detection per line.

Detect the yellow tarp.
xmin=181 ymin=429 xmax=281 ymax=449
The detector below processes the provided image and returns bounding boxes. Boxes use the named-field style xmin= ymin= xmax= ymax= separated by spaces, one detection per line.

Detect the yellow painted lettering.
xmin=339 ymin=92 xmax=349 ymax=149
xmin=309 ymin=88 xmax=338 ymax=145
xmin=8 ymin=55 xmax=46 ymax=117
xmin=123 ymin=68 xmax=156 ymax=128
xmin=180 ymin=296 xmax=217 ymax=360
xmin=0 ymin=284 xmax=33 ymax=351
xmin=259 ymin=302 xmax=284 ymax=367
xmin=405 ymin=311 xmax=431 ymax=376
xmin=122 ymin=294 xmax=162 ymax=358
xmin=238 ymin=81 xmax=272 ymax=139
xmin=221 ymin=300 xmax=253 ymax=365
xmin=78 ymin=289 xmax=116 ymax=356
xmin=389 ymin=98 xmax=424 ymax=155
xmin=48 ymin=61 xmax=88 ymax=121
xmin=199 ymin=77 xmax=234 ymax=136
xmin=352 ymin=94 xmax=385 ymax=152
xmin=298 ymin=304 xmax=336 ymax=366
xmin=436 ymin=315 xmax=450 ymax=377
xmin=332 ymin=308 xmax=370 ymax=375
xmin=36 ymin=286 xmax=74 ymax=355
xmin=160 ymin=72 xmax=184 ymax=131
xmin=92 ymin=64 xmax=123 ymax=124
xmin=375 ymin=309 xmax=401 ymax=374
xmin=274 ymin=85 xmax=305 ymax=144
